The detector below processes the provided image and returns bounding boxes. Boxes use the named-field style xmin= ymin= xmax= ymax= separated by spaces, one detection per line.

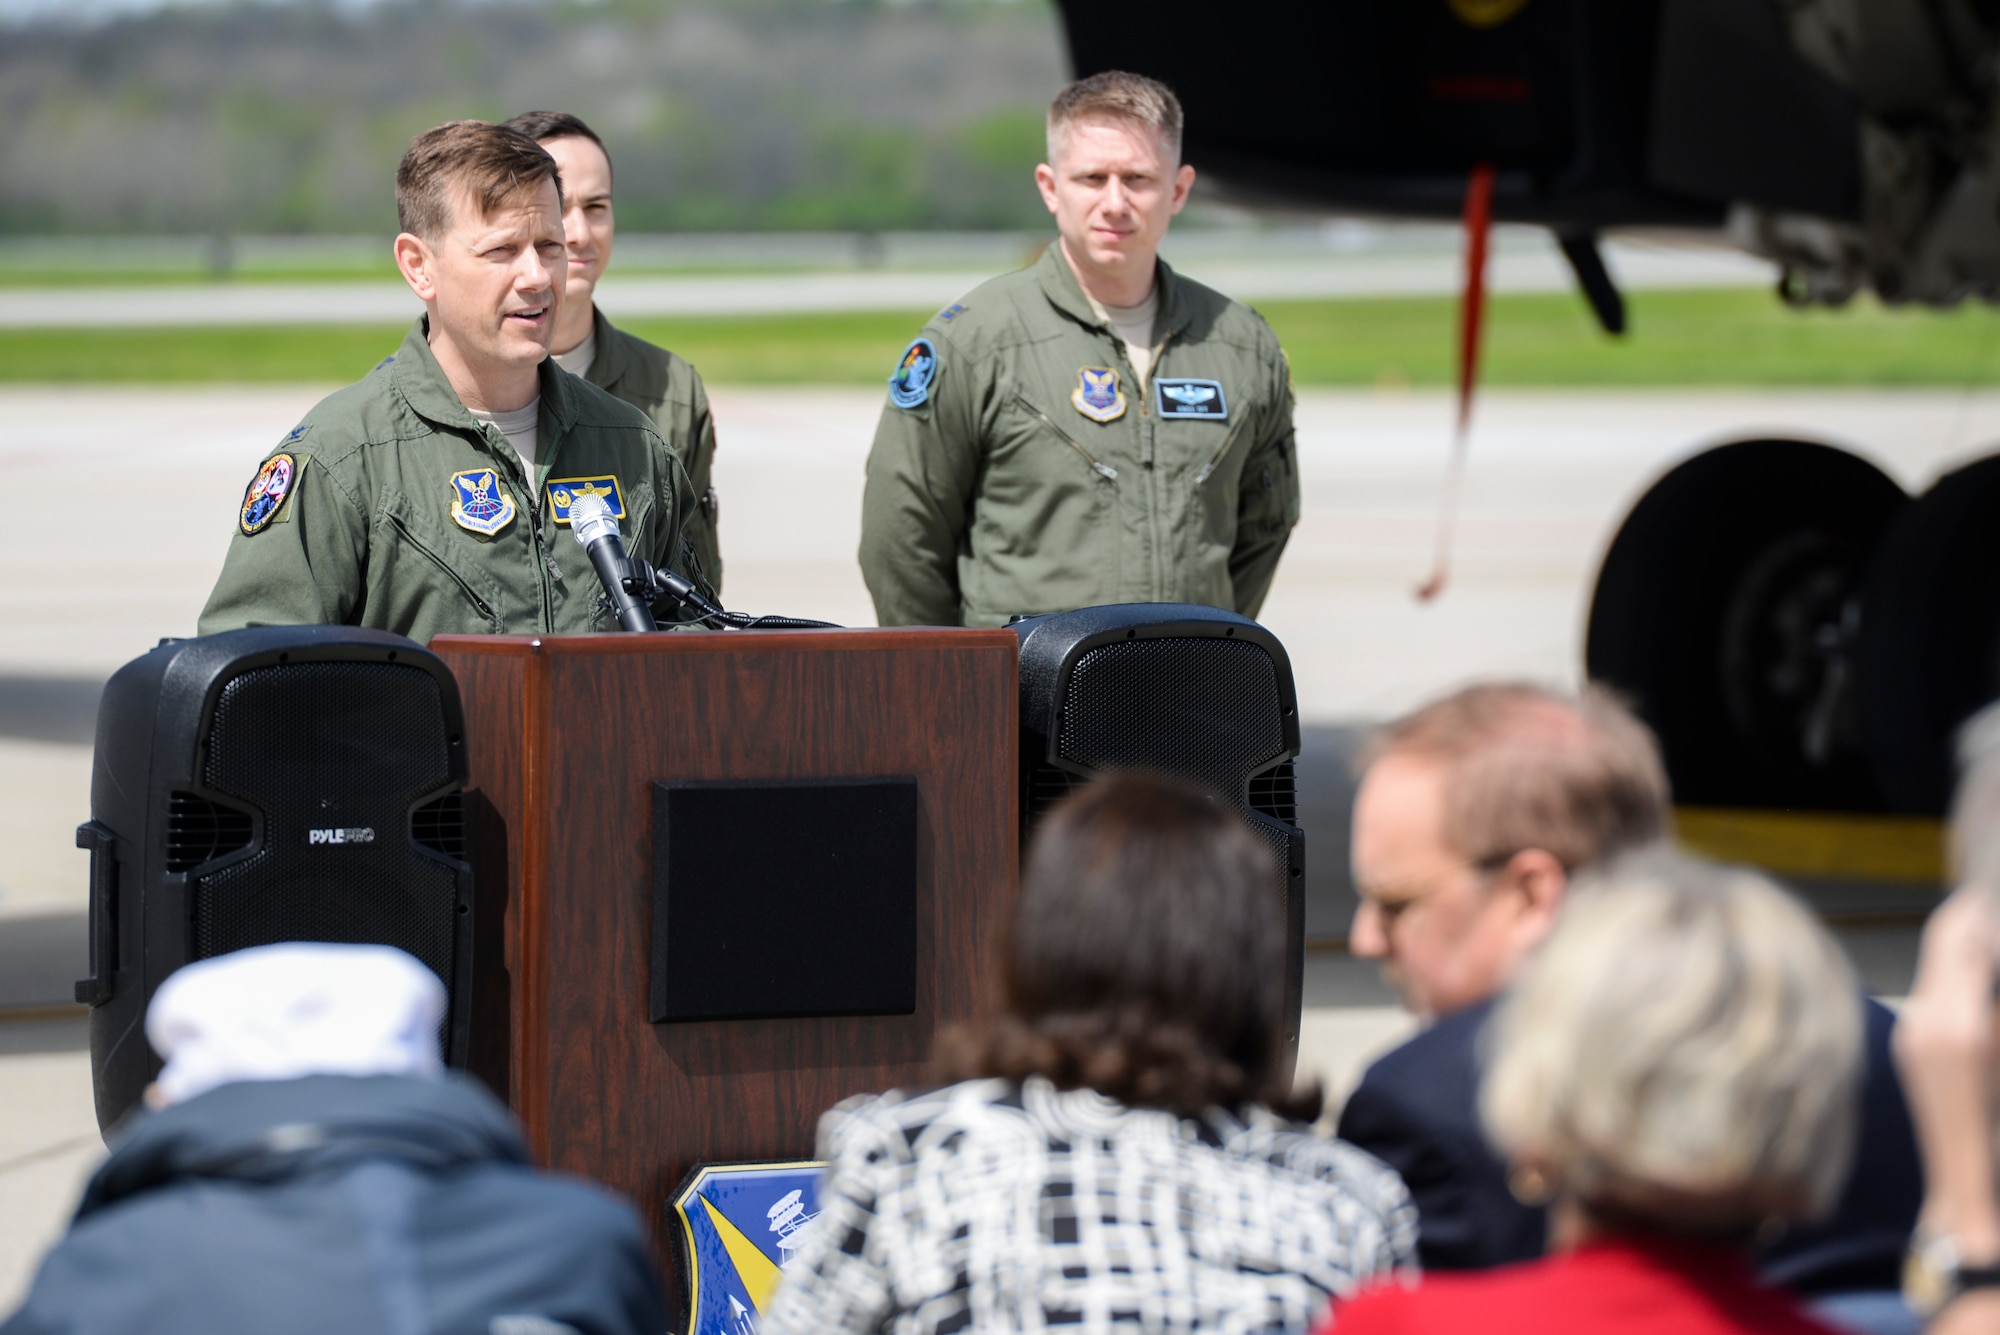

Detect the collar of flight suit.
xmin=1032 ymin=239 xmax=1199 ymax=344
xmin=389 ymin=317 xmax=584 ymax=444
xmin=581 ymin=303 xmax=630 ymax=394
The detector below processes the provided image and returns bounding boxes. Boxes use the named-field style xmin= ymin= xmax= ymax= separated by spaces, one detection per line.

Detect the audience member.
xmin=1335 ymin=682 xmax=1921 ymax=1327
xmin=1324 ymin=852 xmax=1864 ymax=1335
xmin=762 ymin=771 xmax=1416 ymax=1335
xmin=1894 ymin=703 xmax=2000 ymax=1331
xmin=2 ymin=944 xmax=663 ymax=1335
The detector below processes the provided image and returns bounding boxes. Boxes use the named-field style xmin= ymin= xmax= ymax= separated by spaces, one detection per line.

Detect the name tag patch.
xmin=1157 ymin=378 xmax=1228 ymax=420
xmin=547 ymin=475 xmax=626 ymax=525
xmin=449 ymin=469 xmax=516 ymax=536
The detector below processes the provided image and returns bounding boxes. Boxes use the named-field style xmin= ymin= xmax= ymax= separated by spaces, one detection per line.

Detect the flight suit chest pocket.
xmin=376 ymin=489 xmax=507 ymax=632
xmin=999 ymin=390 xmax=1120 ymax=484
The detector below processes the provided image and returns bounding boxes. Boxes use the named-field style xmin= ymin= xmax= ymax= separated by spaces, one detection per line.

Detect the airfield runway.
xmin=3 ymin=381 xmax=1996 ymax=1307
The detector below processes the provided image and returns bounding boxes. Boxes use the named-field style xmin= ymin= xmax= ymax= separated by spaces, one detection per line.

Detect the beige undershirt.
xmin=1086 ymin=287 xmax=1161 ymax=389
xmin=469 ymin=398 xmax=542 ymax=481
xmin=551 ymin=324 xmax=598 ymax=381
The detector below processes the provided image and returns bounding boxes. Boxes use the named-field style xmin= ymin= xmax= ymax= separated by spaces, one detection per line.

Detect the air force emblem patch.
xmin=672 ymin=1161 xmax=826 ymax=1335
xmin=888 ymin=338 xmax=937 ymax=410
xmin=239 ymin=453 xmax=300 ymax=535
xmin=1072 ymin=366 xmax=1127 ymax=423
xmin=1156 ymin=377 xmax=1228 ymax=420
xmin=449 ymin=469 xmax=516 ymax=536
xmin=546 ymin=475 xmax=625 ymax=525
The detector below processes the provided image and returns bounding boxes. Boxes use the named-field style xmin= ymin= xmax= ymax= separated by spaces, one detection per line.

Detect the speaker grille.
xmin=164 ymin=792 xmax=255 ymax=873
xmin=1057 ymin=638 xmax=1287 ymax=809
xmin=191 ymin=663 xmax=460 ymax=994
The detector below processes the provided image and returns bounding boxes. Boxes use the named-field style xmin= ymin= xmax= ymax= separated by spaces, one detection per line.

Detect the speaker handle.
xmin=74 ymin=821 xmax=118 ymax=1007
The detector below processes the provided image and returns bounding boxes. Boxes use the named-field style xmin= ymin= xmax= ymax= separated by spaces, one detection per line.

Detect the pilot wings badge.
xmin=672 ymin=1161 xmax=826 ymax=1335
xmin=1156 ymin=377 xmax=1228 ymax=420
xmin=1072 ymin=366 xmax=1127 ymax=423
xmin=449 ymin=469 xmax=516 ymax=536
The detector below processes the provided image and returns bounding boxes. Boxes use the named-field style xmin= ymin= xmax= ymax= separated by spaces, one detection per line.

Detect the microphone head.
xmin=569 ymin=490 xmax=619 ymax=547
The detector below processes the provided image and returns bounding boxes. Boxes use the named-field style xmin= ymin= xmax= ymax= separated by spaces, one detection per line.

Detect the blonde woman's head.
xmin=1480 ymin=851 xmax=1862 ymax=1233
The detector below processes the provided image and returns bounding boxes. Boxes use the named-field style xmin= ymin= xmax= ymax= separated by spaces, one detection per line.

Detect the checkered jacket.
xmin=761 ymin=1077 xmax=1418 ymax=1335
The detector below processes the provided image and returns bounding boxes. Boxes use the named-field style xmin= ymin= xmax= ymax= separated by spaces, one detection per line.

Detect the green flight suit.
xmin=859 ymin=244 xmax=1301 ymax=629
xmin=198 ymin=319 xmax=696 ymax=642
xmin=583 ymin=306 xmax=724 ymax=596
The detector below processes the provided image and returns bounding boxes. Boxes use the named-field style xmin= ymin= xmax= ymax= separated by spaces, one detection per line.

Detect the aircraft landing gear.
xmin=1586 ymin=439 xmax=1908 ymax=812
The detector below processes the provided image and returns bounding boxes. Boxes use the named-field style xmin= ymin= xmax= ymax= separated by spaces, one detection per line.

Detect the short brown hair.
xmin=1047 ymin=70 xmax=1183 ymax=163
xmin=936 ymin=771 xmax=1317 ymax=1122
xmin=1366 ymin=682 xmax=1671 ymax=874
xmin=396 ymin=120 xmax=563 ymax=241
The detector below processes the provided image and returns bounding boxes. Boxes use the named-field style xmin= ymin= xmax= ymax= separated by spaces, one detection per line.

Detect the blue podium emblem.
xmin=672 ymin=1161 xmax=826 ymax=1335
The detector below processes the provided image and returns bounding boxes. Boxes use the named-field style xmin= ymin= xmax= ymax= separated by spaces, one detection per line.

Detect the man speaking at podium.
xmin=199 ymin=120 xmax=698 ymax=640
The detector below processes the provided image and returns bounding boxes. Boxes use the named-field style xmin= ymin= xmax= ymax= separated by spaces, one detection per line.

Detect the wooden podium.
xmin=430 ymin=629 xmax=1019 ymax=1300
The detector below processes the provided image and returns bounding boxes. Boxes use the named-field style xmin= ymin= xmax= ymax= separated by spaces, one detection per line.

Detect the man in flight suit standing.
xmin=199 ymin=121 xmax=697 ymax=640
xmin=502 ymin=111 xmax=724 ymax=595
xmin=859 ymin=70 xmax=1301 ymax=628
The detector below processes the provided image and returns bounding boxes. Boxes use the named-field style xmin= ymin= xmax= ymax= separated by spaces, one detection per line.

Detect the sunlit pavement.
xmin=4 ymin=382 xmax=1992 ymax=1308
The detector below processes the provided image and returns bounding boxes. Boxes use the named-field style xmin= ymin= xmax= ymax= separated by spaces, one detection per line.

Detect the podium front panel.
xmin=433 ymin=629 xmax=1018 ymax=1300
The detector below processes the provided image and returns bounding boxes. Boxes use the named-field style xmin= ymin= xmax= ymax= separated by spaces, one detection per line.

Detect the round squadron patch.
xmin=1072 ymin=366 xmax=1127 ymax=423
xmin=449 ymin=468 xmax=516 ymax=536
xmin=239 ymin=453 xmax=298 ymax=535
xmin=888 ymin=338 xmax=938 ymax=410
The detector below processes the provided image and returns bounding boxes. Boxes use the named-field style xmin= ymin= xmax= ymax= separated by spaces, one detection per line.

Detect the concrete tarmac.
xmin=3 ymin=382 xmax=1990 ymax=1310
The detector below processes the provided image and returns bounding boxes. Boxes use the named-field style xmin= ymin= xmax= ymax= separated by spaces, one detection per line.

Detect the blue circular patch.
xmin=887 ymin=337 xmax=938 ymax=409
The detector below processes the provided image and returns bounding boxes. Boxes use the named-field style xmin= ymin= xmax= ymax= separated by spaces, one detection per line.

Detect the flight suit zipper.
xmin=1193 ymin=417 xmax=1252 ymax=487
xmin=1138 ymin=329 xmax=1175 ymax=602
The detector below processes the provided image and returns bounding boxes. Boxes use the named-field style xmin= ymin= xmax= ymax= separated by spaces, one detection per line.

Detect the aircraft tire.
xmin=1586 ymin=439 xmax=1906 ymax=810
xmin=1856 ymin=454 xmax=2000 ymax=815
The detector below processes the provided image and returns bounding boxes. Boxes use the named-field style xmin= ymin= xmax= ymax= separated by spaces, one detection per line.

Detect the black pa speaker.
xmin=76 ymin=627 xmax=474 ymax=1131
xmin=1012 ymin=604 xmax=1306 ymax=1071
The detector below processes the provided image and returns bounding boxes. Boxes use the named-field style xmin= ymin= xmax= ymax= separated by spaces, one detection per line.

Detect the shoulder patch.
xmin=1156 ymin=378 xmax=1228 ymax=421
xmin=239 ymin=452 xmax=301 ymax=535
xmin=888 ymin=337 xmax=938 ymax=410
xmin=546 ymin=475 xmax=625 ymax=525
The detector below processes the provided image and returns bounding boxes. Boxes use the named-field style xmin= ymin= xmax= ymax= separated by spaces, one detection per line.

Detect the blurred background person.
xmin=1337 ymin=682 xmax=1920 ymax=1329
xmin=1894 ymin=704 xmax=2000 ymax=1331
xmin=1 ymin=943 xmax=663 ymax=1335
xmin=1326 ymin=852 xmax=1865 ymax=1335
xmin=502 ymin=110 xmax=724 ymax=597
xmin=762 ymin=771 xmax=1415 ymax=1335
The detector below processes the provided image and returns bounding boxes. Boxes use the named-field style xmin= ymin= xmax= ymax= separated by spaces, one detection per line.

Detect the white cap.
xmin=146 ymin=942 xmax=446 ymax=1107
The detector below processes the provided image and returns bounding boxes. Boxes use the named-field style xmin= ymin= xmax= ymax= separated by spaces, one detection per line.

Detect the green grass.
xmin=3 ymin=288 xmax=1996 ymax=386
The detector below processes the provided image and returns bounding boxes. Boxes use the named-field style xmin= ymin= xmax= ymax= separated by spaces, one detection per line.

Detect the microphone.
xmin=569 ymin=491 xmax=659 ymax=632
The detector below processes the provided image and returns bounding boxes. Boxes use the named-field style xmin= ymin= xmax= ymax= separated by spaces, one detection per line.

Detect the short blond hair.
xmin=1365 ymin=682 xmax=1670 ymax=874
xmin=396 ymin=120 xmax=562 ymax=242
xmin=1481 ymin=852 xmax=1862 ymax=1228
xmin=1047 ymin=70 xmax=1183 ymax=164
